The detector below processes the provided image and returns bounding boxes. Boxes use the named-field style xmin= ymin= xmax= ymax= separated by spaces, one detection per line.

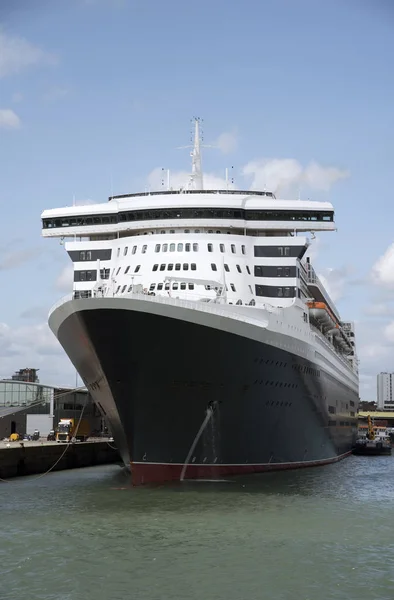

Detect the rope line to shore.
xmin=0 ymin=393 xmax=88 ymax=484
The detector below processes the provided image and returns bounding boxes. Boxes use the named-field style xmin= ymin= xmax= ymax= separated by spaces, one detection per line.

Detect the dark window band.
xmin=255 ymin=285 xmax=297 ymax=298
xmin=43 ymin=207 xmax=334 ymax=229
xmin=68 ymin=249 xmax=112 ymax=262
xmin=74 ymin=270 xmax=97 ymax=282
xmin=254 ymin=265 xmax=297 ymax=277
xmin=254 ymin=246 xmax=307 ymax=258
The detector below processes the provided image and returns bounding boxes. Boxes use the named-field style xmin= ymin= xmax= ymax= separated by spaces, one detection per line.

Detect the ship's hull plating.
xmin=51 ymin=300 xmax=358 ymax=485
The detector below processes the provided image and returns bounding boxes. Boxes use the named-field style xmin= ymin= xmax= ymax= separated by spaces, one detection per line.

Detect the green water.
xmin=1 ymin=456 xmax=394 ymax=600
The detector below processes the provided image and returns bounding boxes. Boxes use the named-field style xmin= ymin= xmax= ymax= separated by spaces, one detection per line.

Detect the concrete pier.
xmin=0 ymin=439 xmax=121 ymax=480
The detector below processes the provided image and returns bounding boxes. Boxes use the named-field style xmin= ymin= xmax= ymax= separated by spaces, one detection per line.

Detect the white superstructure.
xmin=41 ymin=119 xmax=358 ymax=384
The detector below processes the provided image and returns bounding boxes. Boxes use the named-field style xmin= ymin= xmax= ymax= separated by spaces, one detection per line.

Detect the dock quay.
xmin=0 ymin=439 xmax=121 ymax=481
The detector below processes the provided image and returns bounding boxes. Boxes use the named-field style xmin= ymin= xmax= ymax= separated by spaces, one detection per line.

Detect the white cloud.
xmin=302 ymin=162 xmax=349 ymax=191
xmin=215 ymin=130 xmax=237 ymax=154
xmin=0 ymin=320 xmax=75 ymax=387
xmin=0 ymin=108 xmax=21 ymax=129
xmin=56 ymin=265 xmax=73 ymax=292
xmin=318 ymin=266 xmax=351 ymax=303
xmin=242 ymin=158 xmax=349 ymax=196
xmin=371 ymin=242 xmax=394 ymax=288
xmin=0 ymin=30 xmax=56 ymax=78
xmin=384 ymin=321 xmax=394 ymax=343
xmin=364 ymin=302 xmax=394 ymax=317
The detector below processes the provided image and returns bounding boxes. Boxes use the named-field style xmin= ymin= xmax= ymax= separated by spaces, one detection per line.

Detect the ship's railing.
xmin=304 ymin=262 xmax=339 ymax=319
xmin=310 ymin=324 xmax=356 ymax=372
xmin=48 ymin=291 xmax=280 ymax=329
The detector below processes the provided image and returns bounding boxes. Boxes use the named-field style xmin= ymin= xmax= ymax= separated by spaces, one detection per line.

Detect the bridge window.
xmin=168 ymin=264 xmax=173 ymax=271
xmin=224 ymin=264 xmax=229 ymax=272
xmin=185 ymin=243 xmax=191 ymax=252
xmin=152 ymin=264 xmax=158 ymax=271
xmin=183 ymin=263 xmax=189 ymax=270
xmin=142 ymin=245 xmax=147 ymax=254
xmin=132 ymin=246 xmax=137 ymax=255
xmin=155 ymin=244 xmax=160 ymax=253
xmin=211 ymin=264 xmax=217 ymax=271
xmin=220 ymin=244 xmax=225 ymax=253
xmin=231 ymin=244 xmax=236 ymax=254
xmin=242 ymin=245 xmax=246 ymax=255
xmin=175 ymin=263 xmax=181 ymax=271
xmin=236 ymin=265 xmax=241 ymax=273
xmin=122 ymin=285 xmax=127 ymax=293
xmin=170 ymin=244 xmax=175 ymax=252
xmin=135 ymin=265 xmax=141 ymax=272
xmin=160 ymin=264 xmax=166 ymax=271
xmin=207 ymin=244 xmax=213 ymax=252
xmin=191 ymin=263 xmax=196 ymax=270
xmin=173 ymin=283 xmax=178 ymax=290
xmin=180 ymin=283 xmax=186 ymax=290
xmin=157 ymin=283 xmax=163 ymax=290
xmin=162 ymin=244 xmax=168 ymax=252
xmin=177 ymin=243 xmax=183 ymax=252
xmin=124 ymin=247 xmax=128 ymax=256
xmin=125 ymin=266 xmax=130 ymax=274
xmin=188 ymin=283 xmax=194 ymax=290
xmin=230 ymin=284 xmax=236 ymax=291
xmin=193 ymin=243 xmax=199 ymax=252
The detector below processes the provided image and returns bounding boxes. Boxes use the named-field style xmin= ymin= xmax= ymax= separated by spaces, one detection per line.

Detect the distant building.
xmin=377 ymin=372 xmax=394 ymax=411
xmin=0 ymin=379 xmax=109 ymax=439
xmin=11 ymin=368 xmax=40 ymax=383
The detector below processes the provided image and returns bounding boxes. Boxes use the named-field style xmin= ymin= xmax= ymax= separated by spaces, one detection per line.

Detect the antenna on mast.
xmin=190 ymin=117 xmax=204 ymax=191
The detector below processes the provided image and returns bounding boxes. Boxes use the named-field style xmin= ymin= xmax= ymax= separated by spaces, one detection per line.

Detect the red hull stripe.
xmin=130 ymin=452 xmax=352 ymax=486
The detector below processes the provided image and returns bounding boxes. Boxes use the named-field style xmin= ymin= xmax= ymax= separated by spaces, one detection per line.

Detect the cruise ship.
xmin=41 ymin=119 xmax=359 ymax=485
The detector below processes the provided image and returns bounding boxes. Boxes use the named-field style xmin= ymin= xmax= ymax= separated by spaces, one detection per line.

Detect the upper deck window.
xmin=124 ymin=247 xmax=128 ymax=256
xmin=185 ymin=243 xmax=191 ymax=252
xmin=42 ymin=207 xmax=334 ymax=229
xmin=193 ymin=243 xmax=198 ymax=252
xmin=142 ymin=245 xmax=147 ymax=254
xmin=170 ymin=244 xmax=176 ymax=252
xmin=177 ymin=243 xmax=183 ymax=252
xmin=220 ymin=244 xmax=225 ymax=253
xmin=163 ymin=244 xmax=168 ymax=252
xmin=207 ymin=244 xmax=213 ymax=252
xmin=231 ymin=244 xmax=236 ymax=254
xmin=155 ymin=244 xmax=160 ymax=253
xmin=42 ymin=207 xmax=334 ymax=233
xmin=242 ymin=245 xmax=246 ymax=255
xmin=132 ymin=246 xmax=137 ymax=255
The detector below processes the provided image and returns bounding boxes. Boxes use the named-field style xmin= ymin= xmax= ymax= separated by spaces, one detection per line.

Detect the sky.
xmin=0 ymin=0 xmax=393 ymax=399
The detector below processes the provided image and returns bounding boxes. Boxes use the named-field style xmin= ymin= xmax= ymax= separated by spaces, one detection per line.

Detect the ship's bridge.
xmin=41 ymin=189 xmax=335 ymax=238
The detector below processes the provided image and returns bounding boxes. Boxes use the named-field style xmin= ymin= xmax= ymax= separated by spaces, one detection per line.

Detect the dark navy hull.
xmin=54 ymin=305 xmax=358 ymax=484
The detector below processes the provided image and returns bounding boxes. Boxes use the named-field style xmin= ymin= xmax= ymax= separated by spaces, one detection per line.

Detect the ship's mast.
xmin=189 ymin=117 xmax=204 ymax=191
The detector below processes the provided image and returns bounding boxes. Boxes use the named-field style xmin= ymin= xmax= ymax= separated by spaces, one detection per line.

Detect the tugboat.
xmin=354 ymin=415 xmax=392 ymax=456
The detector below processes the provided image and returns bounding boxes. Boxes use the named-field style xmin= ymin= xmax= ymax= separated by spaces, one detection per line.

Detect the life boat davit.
xmin=307 ymin=301 xmax=338 ymax=331
xmin=307 ymin=301 xmax=353 ymax=354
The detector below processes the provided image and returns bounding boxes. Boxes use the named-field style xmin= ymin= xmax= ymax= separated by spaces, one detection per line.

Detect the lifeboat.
xmin=307 ymin=301 xmax=339 ymax=331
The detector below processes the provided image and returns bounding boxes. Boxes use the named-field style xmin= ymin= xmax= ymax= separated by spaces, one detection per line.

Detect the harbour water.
xmin=1 ymin=456 xmax=394 ymax=600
